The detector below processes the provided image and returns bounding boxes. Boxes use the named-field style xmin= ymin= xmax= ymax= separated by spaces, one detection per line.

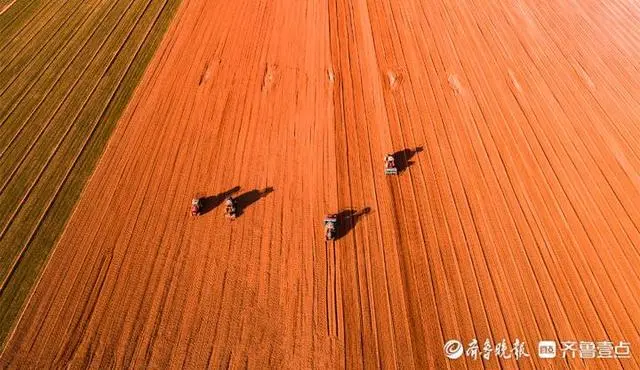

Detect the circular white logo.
xmin=444 ymin=339 xmax=464 ymax=359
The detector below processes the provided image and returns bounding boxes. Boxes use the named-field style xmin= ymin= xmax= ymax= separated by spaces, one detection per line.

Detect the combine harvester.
xmin=384 ymin=153 xmax=397 ymax=175
xmin=224 ymin=196 xmax=237 ymax=220
xmin=324 ymin=214 xmax=337 ymax=241
xmin=191 ymin=197 xmax=202 ymax=216
xmin=191 ymin=195 xmax=237 ymax=219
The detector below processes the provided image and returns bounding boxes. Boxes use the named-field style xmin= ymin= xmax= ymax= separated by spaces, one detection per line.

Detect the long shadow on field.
xmin=200 ymin=186 xmax=241 ymax=215
xmin=334 ymin=207 xmax=371 ymax=240
xmin=234 ymin=187 xmax=274 ymax=217
xmin=392 ymin=146 xmax=423 ymax=173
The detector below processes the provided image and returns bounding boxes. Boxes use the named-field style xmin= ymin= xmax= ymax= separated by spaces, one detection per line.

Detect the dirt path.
xmin=1 ymin=0 xmax=639 ymax=367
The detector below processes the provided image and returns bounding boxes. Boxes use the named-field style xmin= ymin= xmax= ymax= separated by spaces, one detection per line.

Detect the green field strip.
xmin=0 ymin=0 xmax=21 ymax=11
xmin=0 ymin=0 xmax=119 ymax=153
xmin=0 ymin=0 xmax=91 ymax=92
xmin=0 ymin=0 xmax=182 ymax=347
xmin=0 ymin=0 xmax=160 ymax=273
xmin=0 ymin=2 xmax=66 ymax=66
xmin=0 ymin=1 xmax=45 ymax=44
xmin=0 ymin=0 xmax=144 ymax=228
xmin=0 ymin=0 xmax=106 ymax=122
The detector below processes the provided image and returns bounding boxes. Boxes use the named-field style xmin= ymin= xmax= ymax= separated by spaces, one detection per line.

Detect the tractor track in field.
xmin=2 ymin=0 xmax=640 ymax=367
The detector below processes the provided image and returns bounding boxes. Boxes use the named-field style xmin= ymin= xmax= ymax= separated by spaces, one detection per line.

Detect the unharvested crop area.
xmin=2 ymin=0 xmax=640 ymax=367
xmin=0 ymin=0 xmax=181 ymax=345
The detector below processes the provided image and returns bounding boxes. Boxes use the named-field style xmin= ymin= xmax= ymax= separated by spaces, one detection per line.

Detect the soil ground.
xmin=1 ymin=0 xmax=639 ymax=367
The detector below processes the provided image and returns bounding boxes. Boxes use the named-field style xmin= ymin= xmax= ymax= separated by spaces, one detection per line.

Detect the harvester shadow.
xmin=392 ymin=146 xmax=423 ymax=173
xmin=234 ymin=187 xmax=274 ymax=217
xmin=200 ymin=186 xmax=241 ymax=215
xmin=334 ymin=207 xmax=371 ymax=240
